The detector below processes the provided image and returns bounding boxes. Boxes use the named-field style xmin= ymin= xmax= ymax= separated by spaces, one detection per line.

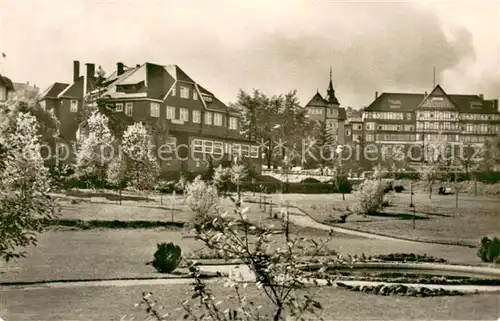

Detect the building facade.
xmin=0 ymin=73 xmax=15 ymax=106
xmin=39 ymin=61 xmax=261 ymax=174
xmin=304 ymin=71 xmax=347 ymax=144
xmin=362 ymin=84 xmax=500 ymax=161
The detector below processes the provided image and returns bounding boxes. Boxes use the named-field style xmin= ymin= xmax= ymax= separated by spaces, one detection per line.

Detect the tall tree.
xmin=120 ymin=122 xmax=160 ymax=195
xmin=74 ymin=111 xmax=116 ymax=187
xmin=309 ymin=120 xmax=335 ymax=168
xmin=0 ymin=102 xmax=57 ymax=261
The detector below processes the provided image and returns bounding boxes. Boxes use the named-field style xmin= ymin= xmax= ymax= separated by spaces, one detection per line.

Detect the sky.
xmin=0 ymin=0 xmax=499 ymax=109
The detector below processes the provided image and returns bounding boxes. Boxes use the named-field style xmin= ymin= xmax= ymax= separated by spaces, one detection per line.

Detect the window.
xmin=170 ymin=86 xmax=176 ymax=96
xmin=180 ymin=108 xmax=189 ymax=122
xmin=0 ymin=86 xmax=6 ymax=101
xmin=125 ymin=102 xmax=133 ymax=116
xmin=213 ymin=141 xmax=223 ymax=155
xmin=70 ymin=100 xmax=78 ymax=112
xmin=39 ymin=100 xmax=46 ymax=111
xmin=365 ymin=122 xmax=375 ymax=130
xmin=232 ymin=144 xmax=241 ymax=156
xmin=166 ymin=106 xmax=175 ymax=120
xmin=193 ymin=91 xmax=198 ymax=100
xmin=150 ymin=102 xmax=160 ymax=117
xmin=229 ymin=117 xmax=238 ymax=130
xmin=470 ymin=102 xmax=482 ymax=109
xmin=204 ymin=112 xmax=213 ymax=125
xmin=193 ymin=139 xmax=203 ymax=153
xmin=193 ymin=110 xmax=201 ymax=123
xmin=214 ymin=113 xmax=223 ymax=126
xmin=241 ymin=145 xmax=250 ymax=157
xmin=346 ymin=129 xmax=351 ymax=136
xmin=180 ymin=86 xmax=190 ymax=99
xmin=203 ymin=140 xmax=213 ymax=154
xmin=406 ymin=113 xmax=412 ymax=120
xmin=389 ymin=100 xmax=401 ymax=108
xmin=365 ymin=134 xmax=374 ymax=142
xmin=250 ymin=146 xmax=259 ymax=158
xmin=116 ymin=103 xmax=123 ymax=112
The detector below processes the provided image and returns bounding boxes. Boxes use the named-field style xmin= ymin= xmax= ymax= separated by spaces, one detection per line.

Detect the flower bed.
xmin=336 ymin=282 xmax=465 ymax=297
xmin=330 ymin=271 xmax=500 ymax=286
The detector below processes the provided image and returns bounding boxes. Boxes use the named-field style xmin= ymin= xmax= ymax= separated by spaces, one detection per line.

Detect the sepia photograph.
xmin=0 ymin=0 xmax=499 ymax=320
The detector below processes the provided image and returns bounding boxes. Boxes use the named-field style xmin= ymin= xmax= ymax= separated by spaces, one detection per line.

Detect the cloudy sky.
xmin=0 ymin=0 xmax=498 ymax=109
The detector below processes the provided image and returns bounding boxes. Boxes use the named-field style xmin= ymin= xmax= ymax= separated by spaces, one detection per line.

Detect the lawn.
xmin=255 ymin=193 xmax=500 ymax=247
xmin=1 ymin=282 xmax=499 ymax=321
xmin=0 ymin=227 xmax=480 ymax=284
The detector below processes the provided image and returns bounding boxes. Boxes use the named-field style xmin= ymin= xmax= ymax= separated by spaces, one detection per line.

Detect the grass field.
xmin=0 ymin=227 xmax=480 ymax=284
xmin=255 ymin=193 xmax=500 ymax=247
xmin=1 ymin=189 xmax=498 ymax=320
xmin=1 ymin=283 xmax=499 ymax=321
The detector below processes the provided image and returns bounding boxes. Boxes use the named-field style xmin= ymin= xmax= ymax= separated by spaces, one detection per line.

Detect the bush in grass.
xmin=393 ymin=185 xmax=404 ymax=193
xmin=477 ymin=236 xmax=500 ymax=263
xmin=152 ymin=242 xmax=182 ymax=273
xmin=184 ymin=175 xmax=218 ymax=228
xmin=352 ymin=179 xmax=389 ymax=215
xmin=212 ymin=165 xmax=232 ymax=196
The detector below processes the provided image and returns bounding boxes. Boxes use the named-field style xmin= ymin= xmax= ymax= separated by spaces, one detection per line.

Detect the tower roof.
xmin=325 ymin=67 xmax=339 ymax=105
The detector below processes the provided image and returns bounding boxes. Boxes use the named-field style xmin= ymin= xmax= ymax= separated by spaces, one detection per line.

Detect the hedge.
xmin=381 ymin=171 xmax=500 ymax=183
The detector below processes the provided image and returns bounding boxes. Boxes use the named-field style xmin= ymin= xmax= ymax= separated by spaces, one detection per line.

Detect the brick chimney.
xmin=375 ymin=91 xmax=378 ymax=99
xmin=84 ymin=63 xmax=95 ymax=96
xmin=136 ymin=64 xmax=140 ymax=67
xmin=117 ymin=62 xmax=124 ymax=76
xmin=73 ymin=60 xmax=80 ymax=83
xmin=479 ymin=93 xmax=484 ymax=100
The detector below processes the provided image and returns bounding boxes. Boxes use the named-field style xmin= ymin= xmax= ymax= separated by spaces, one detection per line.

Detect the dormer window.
xmin=180 ymin=86 xmax=190 ymax=99
xmin=470 ymin=102 xmax=482 ymax=109
xmin=389 ymin=99 xmax=401 ymax=108
xmin=202 ymin=94 xmax=213 ymax=103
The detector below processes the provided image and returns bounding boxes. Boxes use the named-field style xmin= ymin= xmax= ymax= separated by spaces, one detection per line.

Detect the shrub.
xmin=353 ymin=179 xmax=389 ymax=215
xmin=212 ymin=165 xmax=232 ymax=196
xmin=152 ymin=242 xmax=182 ymax=273
xmin=184 ymin=175 xmax=218 ymax=223
xmin=393 ymin=185 xmax=405 ymax=193
xmin=477 ymin=236 xmax=500 ymax=263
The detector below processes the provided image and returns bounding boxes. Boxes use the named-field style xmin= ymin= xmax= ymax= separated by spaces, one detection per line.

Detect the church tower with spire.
xmin=303 ymin=67 xmax=346 ymax=145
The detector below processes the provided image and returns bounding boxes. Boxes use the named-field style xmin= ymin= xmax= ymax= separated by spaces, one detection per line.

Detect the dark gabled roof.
xmin=38 ymin=82 xmax=70 ymax=100
xmin=365 ymin=92 xmax=425 ymax=112
xmin=0 ymin=74 xmax=14 ymax=90
xmin=58 ymin=76 xmax=84 ymax=99
xmin=449 ymin=95 xmax=498 ymax=114
xmin=305 ymin=92 xmax=327 ymax=108
xmin=365 ymin=85 xmax=500 ymax=114
xmin=196 ymin=84 xmax=234 ymax=113
xmin=164 ymin=65 xmax=195 ymax=83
